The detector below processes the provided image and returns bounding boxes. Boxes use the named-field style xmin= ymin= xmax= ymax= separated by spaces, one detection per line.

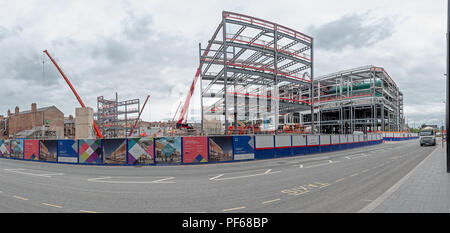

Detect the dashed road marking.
xmin=13 ymin=195 xmax=28 ymax=201
xmin=223 ymin=206 xmax=246 ymax=212
xmin=262 ymin=198 xmax=281 ymax=204
xmin=335 ymin=178 xmax=345 ymax=183
xmin=41 ymin=203 xmax=62 ymax=209
xmin=80 ymin=210 xmax=99 ymax=213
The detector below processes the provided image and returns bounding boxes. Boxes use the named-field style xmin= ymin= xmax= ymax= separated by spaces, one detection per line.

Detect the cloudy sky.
xmin=0 ymin=0 xmax=447 ymax=128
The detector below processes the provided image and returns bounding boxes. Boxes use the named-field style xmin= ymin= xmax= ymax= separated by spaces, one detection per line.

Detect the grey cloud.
xmin=0 ymin=26 xmax=22 ymax=42
xmin=307 ymin=12 xmax=396 ymax=51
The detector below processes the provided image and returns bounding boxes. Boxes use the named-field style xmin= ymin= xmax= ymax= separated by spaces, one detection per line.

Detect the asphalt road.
xmin=0 ymin=139 xmax=436 ymax=213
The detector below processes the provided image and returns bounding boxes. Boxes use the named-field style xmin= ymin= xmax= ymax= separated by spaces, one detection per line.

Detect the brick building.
xmin=64 ymin=115 xmax=76 ymax=139
xmin=7 ymin=103 xmax=64 ymax=139
xmin=0 ymin=115 xmax=7 ymax=139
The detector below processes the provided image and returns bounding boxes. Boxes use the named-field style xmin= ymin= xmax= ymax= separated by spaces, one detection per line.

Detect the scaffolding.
xmin=199 ymin=11 xmax=314 ymax=135
xmin=95 ymin=93 xmax=140 ymax=138
xmin=301 ymin=66 xmax=405 ymax=134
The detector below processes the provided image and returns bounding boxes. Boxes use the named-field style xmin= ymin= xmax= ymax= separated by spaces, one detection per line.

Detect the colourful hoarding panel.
xmin=183 ymin=136 xmax=208 ymax=164
xmin=0 ymin=140 xmax=10 ymax=158
xmin=127 ymin=137 xmax=154 ymax=165
xmin=209 ymin=136 xmax=233 ymax=162
xmin=103 ymin=139 xmax=127 ymax=165
xmin=79 ymin=139 xmax=102 ymax=164
xmin=57 ymin=140 xmax=78 ymax=163
xmin=232 ymin=135 xmax=255 ymax=161
xmin=39 ymin=140 xmax=57 ymax=162
xmin=24 ymin=140 xmax=39 ymax=160
xmin=10 ymin=139 xmax=23 ymax=159
xmin=155 ymin=137 xmax=181 ymax=164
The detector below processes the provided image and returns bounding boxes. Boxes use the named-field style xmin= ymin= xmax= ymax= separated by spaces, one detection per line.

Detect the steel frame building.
xmin=95 ymin=93 xmax=140 ymax=138
xmin=301 ymin=66 xmax=405 ymax=134
xmin=199 ymin=11 xmax=314 ymax=135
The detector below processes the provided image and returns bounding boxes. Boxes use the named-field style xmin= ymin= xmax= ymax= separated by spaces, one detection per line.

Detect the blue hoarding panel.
xmin=232 ymin=136 xmax=255 ymax=161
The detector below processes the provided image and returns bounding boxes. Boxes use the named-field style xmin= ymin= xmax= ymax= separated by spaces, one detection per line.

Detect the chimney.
xmin=31 ymin=103 xmax=37 ymax=113
xmin=7 ymin=109 xmax=11 ymax=116
xmin=15 ymin=106 xmax=19 ymax=116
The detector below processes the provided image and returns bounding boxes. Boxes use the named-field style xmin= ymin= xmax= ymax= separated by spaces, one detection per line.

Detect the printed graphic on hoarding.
xmin=10 ymin=139 xmax=23 ymax=159
xmin=127 ymin=137 xmax=154 ymax=165
xmin=155 ymin=137 xmax=181 ymax=164
xmin=0 ymin=140 xmax=10 ymax=158
xmin=57 ymin=140 xmax=78 ymax=163
xmin=39 ymin=140 xmax=57 ymax=162
xmin=79 ymin=139 xmax=102 ymax=164
xmin=183 ymin=137 xmax=208 ymax=164
xmin=24 ymin=140 xmax=39 ymax=160
xmin=233 ymin=136 xmax=254 ymax=160
xmin=103 ymin=139 xmax=127 ymax=164
xmin=209 ymin=136 xmax=233 ymax=162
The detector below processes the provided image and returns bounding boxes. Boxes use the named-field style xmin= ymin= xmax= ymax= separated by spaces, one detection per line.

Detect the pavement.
xmin=360 ymin=141 xmax=450 ymax=213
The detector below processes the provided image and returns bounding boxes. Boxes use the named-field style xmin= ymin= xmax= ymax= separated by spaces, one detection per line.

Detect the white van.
xmin=419 ymin=126 xmax=436 ymax=146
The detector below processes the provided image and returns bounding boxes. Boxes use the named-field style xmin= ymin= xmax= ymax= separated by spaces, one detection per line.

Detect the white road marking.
xmin=87 ymin=176 xmax=176 ymax=184
xmin=262 ymin=198 xmax=281 ymax=204
xmin=346 ymin=154 xmax=370 ymax=160
xmin=301 ymin=160 xmax=338 ymax=169
xmin=209 ymin=174 xmax=224 ymax=180
xmin=4 ymin=168 xmax=64 ymax=178
xmin=210 ymin=169 xmax=281 ymax=181
xmin=41 ymin=203 xmax=62 ymax=208
xmin=13 ymin=195 xmax=28 ymax=201
xmin=223 ymin=206 xmax=246 ymax=212
xmin=80 ymin=210 xmax=99 ymax=213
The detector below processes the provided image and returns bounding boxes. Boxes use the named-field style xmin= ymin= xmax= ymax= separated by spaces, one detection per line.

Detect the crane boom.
xmin=177 ymin=67 xmax=201 ymax=124
xmin=128 ymin=95 xmax=150 ymax=137
xmin=43 ymin=50 xmax=103 ymax=139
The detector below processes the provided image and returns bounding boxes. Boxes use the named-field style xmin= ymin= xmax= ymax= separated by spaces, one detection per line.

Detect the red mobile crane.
xmin=43 ymin=50 xmax=103 ymax=138
xmin=176 ymin=68 xmax=200 ymax=130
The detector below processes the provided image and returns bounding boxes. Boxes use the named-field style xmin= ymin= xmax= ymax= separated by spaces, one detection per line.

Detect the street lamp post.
xmin=447 ymin=0 xmax=450 ymax=173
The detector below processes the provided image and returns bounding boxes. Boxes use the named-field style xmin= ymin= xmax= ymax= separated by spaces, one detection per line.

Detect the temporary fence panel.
xmin=320 ymin=135 xmax=332 ymax=153
xmin=330 ymin=135 xmax=340 ymax=151
xmin=209 ymin=136 xmax=233 ymax=162
xmin=307 ymin=135 xmax=320 ymax=154
xmin=255 ymin=135 xmax=275 ymax=159
xmin=10 ymin=139 xmax=24 ymax=159
xmin=232 ymin=135 xmax=255 ymax=161
xmin=39 ymin=140 xmax=58 ymax=162
xmin=155 ymin=137 xmax=182 ymax=165
xmin=182 ymin=136 xmax=208 ymax=164
xmin=24 ymin=140 xmax=39 ymax=161
xmin=79 ymin=139 xmax=102 ymax=164
xmin=292 ymin=135 xmax=307 ymax=155
xmin=103 ymin=139 xmax=127 ymax=165
xmin=127 ymin=137 xmax=154 ymax=165
xmin=0 ymin=140 xmax=10 ymax=158
xmin=57 ymin=139 xmax=78 ymax=163
xmin=275 ymin=135 xmax=292 ymax=157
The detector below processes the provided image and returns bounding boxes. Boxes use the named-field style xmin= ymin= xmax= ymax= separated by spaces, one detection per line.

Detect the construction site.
xmin=0 ymin=11 xmax=408 ymax=140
